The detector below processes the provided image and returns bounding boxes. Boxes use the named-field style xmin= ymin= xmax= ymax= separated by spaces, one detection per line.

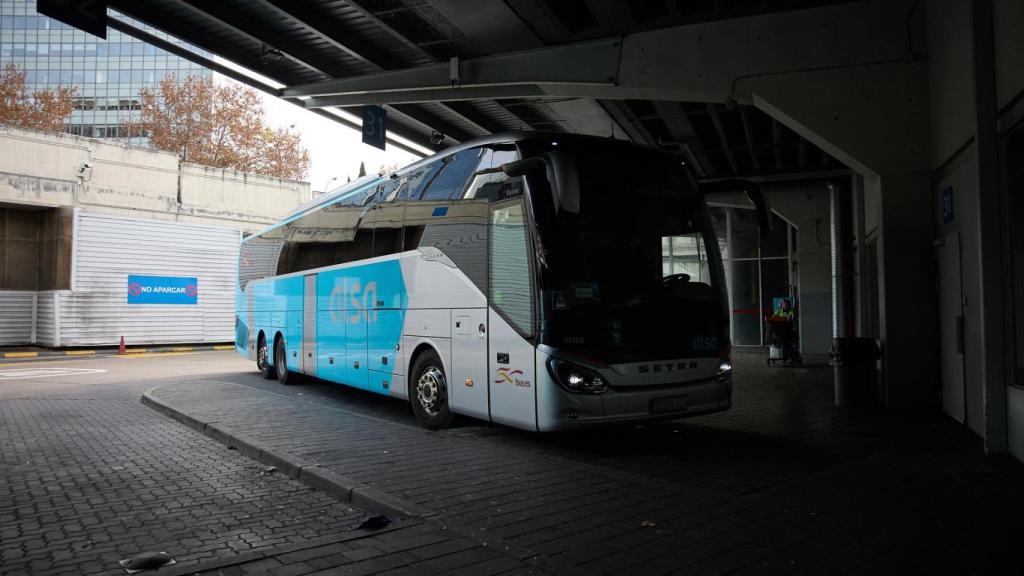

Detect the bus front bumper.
xmin=537 ymin=376 xmax=732 ymax=431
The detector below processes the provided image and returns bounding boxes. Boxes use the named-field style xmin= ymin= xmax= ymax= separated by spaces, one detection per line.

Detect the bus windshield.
xmin=523 ymin=139 xmax=727 ymax=364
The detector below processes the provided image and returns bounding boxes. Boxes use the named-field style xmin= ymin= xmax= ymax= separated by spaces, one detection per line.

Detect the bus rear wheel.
xmin=275 ymin=337 xmax=292 ymax=385
xmin=257 ymin=334 xmax=275 ymax=380
xmin=410 ymin=350 xmax=453 ymax=430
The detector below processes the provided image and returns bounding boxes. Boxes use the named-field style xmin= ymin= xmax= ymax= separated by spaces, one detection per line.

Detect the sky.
xmin=212 ymin=58 xmax=422 ymax=193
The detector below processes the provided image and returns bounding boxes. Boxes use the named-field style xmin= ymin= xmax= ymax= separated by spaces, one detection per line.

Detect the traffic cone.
xmin=118 ymin=336 xmax=126 ymax=355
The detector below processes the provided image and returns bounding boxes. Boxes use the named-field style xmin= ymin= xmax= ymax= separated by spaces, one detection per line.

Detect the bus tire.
xmin=409 ymin=350 xmax=454 ymax=430
xmin=257 ymin=333 xmax=275 ymax=380
xmin=275 ymin=336 xmax=292 ymax=386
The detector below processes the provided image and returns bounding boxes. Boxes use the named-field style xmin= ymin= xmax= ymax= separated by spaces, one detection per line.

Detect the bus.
xmin=236 ymin=132 xmax=747 ymax=431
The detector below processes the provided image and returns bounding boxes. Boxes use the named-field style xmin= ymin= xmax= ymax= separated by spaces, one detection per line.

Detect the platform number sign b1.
xmin=362 ymin=105 xmax=387 ymax=151
xmin=942 ymin=185 xmax=954 ymax=225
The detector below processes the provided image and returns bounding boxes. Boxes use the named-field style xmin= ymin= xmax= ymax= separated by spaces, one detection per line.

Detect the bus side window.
xmin=463 ymin=146 xmax=520 ymax=201
xmin=370 ymin=179 xmax=404 ymax=258
xmin=419 ymin=148 xmax=484 ymax=201
xmin=402 ymin=146 xmax=502 ymax=295
xmin=240 ymin=235 xmax=286 ymax=290
xmin=403 ymin=162 xmax=443 ymax=203
xmin=265 ymin=191 xmax=373 ymax=275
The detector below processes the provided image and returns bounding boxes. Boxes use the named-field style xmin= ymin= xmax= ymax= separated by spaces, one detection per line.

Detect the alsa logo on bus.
xmin=328 ymin=279 xmax=378 ymax=324
xmin=692 ymin=336 xmax=719 ymax=351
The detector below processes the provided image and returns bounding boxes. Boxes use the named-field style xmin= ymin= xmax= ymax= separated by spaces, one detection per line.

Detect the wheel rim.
xmin=416 ymin=366 xmax=446 ymax=417
xmin=258 ymin=341 xmax=268 ymax=370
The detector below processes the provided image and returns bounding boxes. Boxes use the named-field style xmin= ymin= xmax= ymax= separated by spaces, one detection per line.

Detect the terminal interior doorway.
xmin=702 ymin=207 xmax=798 ymax=347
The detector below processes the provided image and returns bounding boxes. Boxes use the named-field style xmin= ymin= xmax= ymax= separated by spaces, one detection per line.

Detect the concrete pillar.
xmin=970 ymin=0 xmax=1007 ymax=452
xmin=851 ymin=174 xmax=873 ymax=340
xmin=876 ymin=171 xmax=939 ymax=410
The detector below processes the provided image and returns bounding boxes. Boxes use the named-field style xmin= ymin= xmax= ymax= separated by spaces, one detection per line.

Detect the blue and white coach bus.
xmin=236 ymin=132 xmax=741 ymax=431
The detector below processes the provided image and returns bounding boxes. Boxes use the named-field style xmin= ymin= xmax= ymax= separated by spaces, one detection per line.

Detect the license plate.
xmin=650 ymin=396 xmax=689 ymax=415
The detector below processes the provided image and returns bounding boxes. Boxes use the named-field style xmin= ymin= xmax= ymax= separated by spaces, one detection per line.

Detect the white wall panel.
xmin=36 ymin=292 xmax=58 ymax=347
xmin=0 ymin=291 xmax=34 ymax=345
xmin=61 ymin=213 xmax=240 ymax=346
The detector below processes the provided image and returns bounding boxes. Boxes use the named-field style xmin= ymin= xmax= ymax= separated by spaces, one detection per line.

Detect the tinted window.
xmin=255 ymin=182 xmax=382 ymax=276
xmin=420 ymin=149 xmax=483 ymax=200
xmin=520 ymin=139 xmax=724 ymax=361
xmin=415 ymin=208 xmax=489 ymax=295
xmin=406 ymin=146 xmax=518 ymax=295
xmin=399 ymin=162 xmax=443 ymax=202
xmin=239 ymin=236 xmax=286 ymax=290
xmin=369 ymin=180 xmax=405 ymax=258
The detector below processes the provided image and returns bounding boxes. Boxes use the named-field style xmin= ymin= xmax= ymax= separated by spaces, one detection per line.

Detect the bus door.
xmin=487 ymin=197 xmax=538 ymax=430
xmin=302 ymin=273 xmax=317 ymax=376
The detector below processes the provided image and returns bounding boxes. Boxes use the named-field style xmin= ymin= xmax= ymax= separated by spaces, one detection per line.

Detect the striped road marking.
xmin=0 ymin=347 xmax=234 ymax=359
xmin=0 ymin=367 xmax=107 ymax=380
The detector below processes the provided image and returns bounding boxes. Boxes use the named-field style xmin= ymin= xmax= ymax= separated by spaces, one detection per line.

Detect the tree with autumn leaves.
xmin=127 ymin=75 xmax=310 ymax=181
xmin=0 ymin=64 xmax=75 ymax=133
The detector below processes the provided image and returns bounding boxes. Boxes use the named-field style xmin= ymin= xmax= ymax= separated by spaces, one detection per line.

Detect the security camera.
xmin=430 ymin=131 xmax=444 ymax=146
xmin=78 ymin=162 xmax=94 ymax=181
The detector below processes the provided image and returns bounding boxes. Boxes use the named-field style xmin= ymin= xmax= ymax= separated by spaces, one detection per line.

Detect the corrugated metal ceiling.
xmin=107 ymin=0 xmax=851 ymax=177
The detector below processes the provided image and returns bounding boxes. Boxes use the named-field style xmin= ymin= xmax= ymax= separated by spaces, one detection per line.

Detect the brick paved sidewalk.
xmin=0 ymin=394 xmax=536 ymax=576
xmin=145 ymin=353 xmax=1024 ymax=575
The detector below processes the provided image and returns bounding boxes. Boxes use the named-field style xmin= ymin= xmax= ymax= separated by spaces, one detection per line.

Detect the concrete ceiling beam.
xmin=284 ymin=0 xmax=911 ymax=107
xmin=283 ymin=37 xmax=622 ymax=100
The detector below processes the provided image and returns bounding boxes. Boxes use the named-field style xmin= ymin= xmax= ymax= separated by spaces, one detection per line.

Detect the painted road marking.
xmin=213 ymin=345 xmax=235 ymax=351
xmin=3 ymin=352 xmax=39 ymax=358
xmin=0 ymin=358 xmax=98 ymax=368
xmin=65 ymin=350 xmax=96 ymax=356
xmin=0 ymin=367 xmax=107 ymax=380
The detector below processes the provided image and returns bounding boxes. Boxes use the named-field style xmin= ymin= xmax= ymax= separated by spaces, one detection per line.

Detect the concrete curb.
xmin=2 ymin=343 xmax=236 ymax=359
xmin=141 ymin=386 xmax=435 ymax=521
xmin=158 ymin=522 xmax=410 ymax=576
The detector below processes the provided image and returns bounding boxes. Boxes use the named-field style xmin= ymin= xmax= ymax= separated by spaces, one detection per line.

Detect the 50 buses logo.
xmin=494 ymin=368 xmax=531 ymax=388
xmin=329 ymin=279 xmax=378 ymax=324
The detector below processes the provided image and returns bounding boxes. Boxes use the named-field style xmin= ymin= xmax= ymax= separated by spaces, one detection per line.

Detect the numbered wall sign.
xmin=362 ymin=105 xmax=387 ymax=151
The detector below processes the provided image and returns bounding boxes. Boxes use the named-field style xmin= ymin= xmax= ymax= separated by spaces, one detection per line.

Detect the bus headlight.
xmin=547 ymin=358 xmax=609 ymax=394
xmin=715 ymin=358 xmax=733 ymax=382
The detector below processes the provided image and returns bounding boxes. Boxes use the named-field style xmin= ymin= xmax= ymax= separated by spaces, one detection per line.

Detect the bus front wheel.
xmin=275 ymin=337 xmax=292 ymax=385
xmin=257 ymin=334 xmax=276 ymax=380
xmin=410 ymin=350 xmax=454 ymax=430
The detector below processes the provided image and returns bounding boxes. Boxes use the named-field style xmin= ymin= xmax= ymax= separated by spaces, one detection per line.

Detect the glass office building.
xmin=0 ymin=0 xmax=212 ymax=139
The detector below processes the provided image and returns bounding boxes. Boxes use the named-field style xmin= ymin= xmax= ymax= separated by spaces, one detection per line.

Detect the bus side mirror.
xmin=501 ymin=158 xmax=545 ymax=177
xmin=702 ymin=179 xmax=773 ymax=236
xmin=502 ymin=155 xmax=580 ymax=214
